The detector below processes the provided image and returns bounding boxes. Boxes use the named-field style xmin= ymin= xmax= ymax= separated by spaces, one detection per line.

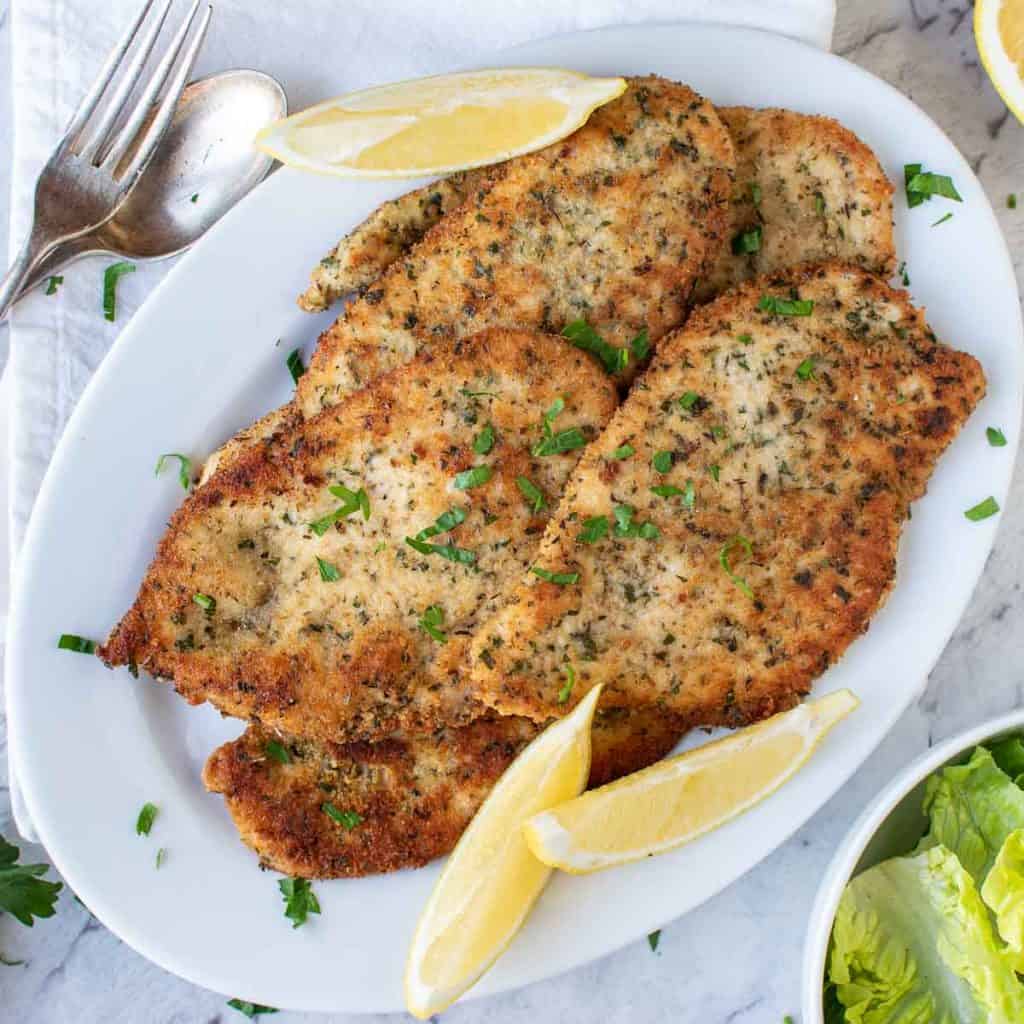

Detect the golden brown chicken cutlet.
xmin=203 ymin=706 xmax=687 ymax=878
xmin=100 ymin=328 xmax=617 ymax=743
xmin=295 ymin=76 xmax=734 ymax=416
xmin=469 ymin=263 xmax=984 ymax=725
xmin=694 ymin=107 xmax=895 ymax=302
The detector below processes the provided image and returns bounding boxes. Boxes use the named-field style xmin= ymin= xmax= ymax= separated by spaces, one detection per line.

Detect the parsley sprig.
xmin=0 ymin=837 xmax=62 ymax=927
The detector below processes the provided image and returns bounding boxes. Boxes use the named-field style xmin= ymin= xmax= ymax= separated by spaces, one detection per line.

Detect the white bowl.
xmin=801 ymin=707 xmax=1024 ymax=1022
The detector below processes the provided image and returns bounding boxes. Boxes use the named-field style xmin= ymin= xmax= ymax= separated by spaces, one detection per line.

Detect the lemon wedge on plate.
xmin=404 ymin=685 xmax=602 ymax=1019
xmin=523 ymin=690 xmax=858 ymax=875
xmin=255 ymin=68 xmax=627 ymax=179
xmin=977 ymin=0 xmax=1024 ymax=123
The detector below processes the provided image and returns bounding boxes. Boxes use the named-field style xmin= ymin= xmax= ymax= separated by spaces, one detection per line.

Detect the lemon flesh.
xmin=404 ymin=685 xmax=601 ymax=1019
xmin=256 ymin=68 xmax=627 ymax=179
xmin=523 ymin=690 xmax=858 ymax=875
xmin=977 ymin=0 xmax=1024 ymax=123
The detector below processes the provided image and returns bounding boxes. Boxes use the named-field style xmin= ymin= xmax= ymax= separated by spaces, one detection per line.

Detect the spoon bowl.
xmin=24 ymin=69 xmax=285 ymax=296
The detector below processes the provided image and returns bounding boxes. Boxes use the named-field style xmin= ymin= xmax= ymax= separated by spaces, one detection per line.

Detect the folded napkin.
xmin=5 ymin=0 xmax=835 ymax=839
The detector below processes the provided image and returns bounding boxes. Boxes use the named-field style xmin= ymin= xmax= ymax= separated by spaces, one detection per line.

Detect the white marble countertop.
xmin=1 ymin=2 xmax=1023 ymax=1021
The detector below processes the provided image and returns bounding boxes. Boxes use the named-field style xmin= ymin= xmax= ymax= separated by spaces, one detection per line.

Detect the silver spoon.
xmin=19 ymin=69 xmax=286 ymax=300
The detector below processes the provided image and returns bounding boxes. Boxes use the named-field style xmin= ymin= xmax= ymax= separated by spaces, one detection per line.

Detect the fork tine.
xmin=60 ymin=0 xmax=161 ymax=148
xmin=117 ymin=4 xmax=212 ymax=185
xmin=101 ymin=0 xmax=205 ymax=173
xmin=77 ymin=0 xmax=175 ymax=163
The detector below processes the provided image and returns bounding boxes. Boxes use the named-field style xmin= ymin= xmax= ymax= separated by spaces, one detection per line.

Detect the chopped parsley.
xmin=532 ymin=567 xmax=579 ymax=585
xmin=44 ymin=275 xmax=63 ymax=296
xmin=322 ymin=803 xmax=363 ymax=830
xmin=278 ymin=877 xmax=320 ymax=928
xmin=309 ymin=483 xmax=370 ymax=535
xmin=227 ymin=999 xmax=279 ymax=1018
xmin=987 ymin=427 xmax=1007 ymax=447
xmin=611 ymin=444 xmax=635 ymax=460
xmin=758 ymin=295 xmax=814 ymax=317
xmin=57 ymin=633 xmax=96 ymax=654
xmin=679 ymin=391 xmax=700 ymax=411
xmin=454 ymin=465 xmax=492 ymax=490
xmin=417 ymin=506 xmax=467 ymax=538
xmin=578 ymin=515 xmax=609 ymax=544
xmin=135 ymin=803 xmax=158 ymax=836
xmin=719 ymin=536 xmax=755 ymax=599
xmin=265 ymin=739 xmax=291 ymax=764
xmin=419 ymin=604 xmax=447 ymax=643
xmin=965 ymin=496 xmax=999 ymax=522
xmin=750 ymin=182 xmax=762 ymax=207
xmin=154 ymin=452 xmax=192 ymax=491
xmin=193 ymin=593 xmax=216 ymax=612
xmin=630 ymin=329 xmax=651 ymax=361
xmin=460 ymin=386 xmax=499 ymax=398
xmin=473 ymin=423 xmax=495 ymax=455
xmin=405 ymin=506 xmax=476 ymax=563
xmin=286 ymin=348 xmax=305 ymax=384
xmin=931 ymin=212 xmax=953 ymax=227
xmin=190 ymin=194 xmax=199 ymax=203
xmin=1009 ymin=194 xmax=1018 ymax=210
xmin=102 ymin=261 xmax=136 ymax=322
xmin=648 ymin=929 xmax=661 ymax=952
xmin=652 ymin=450 xmax=673 ymax=473
xmin=316 ymin=557 xmax=341 ymax=582
xmin=558 ymin=663 xmax=576 ymax=704
xmin=650 ymin=484 xmax=685 ymax=498
xmin=613 ymin=504 xmax=659 ymax=540
xmin=898 ymin=261 xmax=910 ymax=287
xmin=516 ymin=476 xmax=546 ymax=513
xmin=904 ymin=164 xmax=963 ymax=208
xmin=562 ymin=319 xmax=628 ymax=374
xmin=708 ymin=464 xmax=721 ymax=482
xmin=814 ymin=191 xmax=826 ymax=216
xmin=737 ymin=333 xmax=753 ymax=345
xmin=155 ymin=848 xmax=167 ymax=869
xmin=731 ymin=225 xmax=762 ymax=254
xmin=795 ymin=356 xmax=817 ymax=381
xmin=534 ymin=427 xmax=586 ymax=457
xmin=0 ymin=837 xmax=62 ymax=926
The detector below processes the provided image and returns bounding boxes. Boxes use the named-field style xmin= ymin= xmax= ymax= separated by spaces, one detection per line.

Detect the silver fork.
xmin=0 ymin=0 xmax=213 ymax=322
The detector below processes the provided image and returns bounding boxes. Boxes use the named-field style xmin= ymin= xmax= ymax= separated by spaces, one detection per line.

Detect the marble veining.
xmin=2 ymin=2 xmax=1023 ymax=1020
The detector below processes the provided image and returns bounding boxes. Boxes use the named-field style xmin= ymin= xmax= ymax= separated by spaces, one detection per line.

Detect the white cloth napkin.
xmin=6 ymin=0 xmax=834 ymax=839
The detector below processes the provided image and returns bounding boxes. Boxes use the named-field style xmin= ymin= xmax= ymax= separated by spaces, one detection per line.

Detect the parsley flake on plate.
xmin=44 ymin=275 xmax=63 ymax=296
xmin=987 ymin=427 xmax=1007 ymax=447
xmin=419 ymin=604 xmax=447 ymax=643
xmin=227 ymin=999 xmax=279 ymax=1018
xmin=57 ymin=633 xmax=96 ymax=654
xmin=648 ymin=929 xmax=661 ymax=952
xmin=136 ymin=803 xmax=158 ymax=836
xmin=278 ymin=877 xmax=320 ymax=928
xmin=154 ymin=452 xmax=192 ymax=491
xmin=931 ymin=212 xmax=953 ymax=227
xmin=516 ymin=476 xmax=546 ymax=513
xmin=532 ymin=567 xmax=579 ymax=585
xmin=286 ymin=348 xmax=305 ymax=384
xmin=965 ymin=496 xmax=999 ymax=522
xmin=102 ymin=261 xmax=135 ymax=322
xmin=0 ymin=836 xmax=62 ymax=926
xmin=904 ymin=164 xmax=963 ymax=207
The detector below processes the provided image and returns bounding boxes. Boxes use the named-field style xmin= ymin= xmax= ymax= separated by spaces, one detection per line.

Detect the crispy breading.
xmin=203 ymin=707 xmax=686 ymax=878
xmin=295 ymin=77 xmax=734 ymax=416
xmin=298 ymin=169 xmax=490 ymax=311
xmin=100 ymin=329 xmax=617 ymax=743
xmin=694 ymin=108 xmax=895 ymax=302
xmin=470 ymin=263 xmax=985 ymax=725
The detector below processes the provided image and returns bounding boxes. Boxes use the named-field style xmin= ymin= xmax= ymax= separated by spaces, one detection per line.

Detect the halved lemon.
xmin=255 ymin=68 xmax=627 ymax=179
xmin=976 ymin=0 xmax=1024 ymax=124
xmin=523 ymin=690 xmax=858 ymax=875
xmin=404 ymin=685 xmax=602 ymax=1019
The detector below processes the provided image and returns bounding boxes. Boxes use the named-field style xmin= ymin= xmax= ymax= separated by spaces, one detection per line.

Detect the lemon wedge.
xmin=976 ymin=0 xmax=1024 ymax=124
xmin=523 ymin=690 xmax=858 ymax=875
xmin=255 ymin=68 xmax=627 ymax=179
xmin=404 ymin=685 xmax=602 ymax=1019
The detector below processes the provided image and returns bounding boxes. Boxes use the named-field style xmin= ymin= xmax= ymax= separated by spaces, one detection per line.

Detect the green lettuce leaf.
xmin=828 ymin=846 xmax=1024 ymax=1023
xmin=981 ymin=827 xmax=1024 ymax=972
xmin=916 ymin=747 xmax=1024 ymax=884
xmin=989 ymin=736 xmax=1024 ymax=788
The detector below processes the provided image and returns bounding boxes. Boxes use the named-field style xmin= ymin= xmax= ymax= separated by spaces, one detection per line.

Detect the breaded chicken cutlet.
xmin=469 ymin=263 xmax=984 ymax=725
xmin=100 ymin=329 xmax=617 ymax=743
xmin=204 ymin=706 xmax=687 ymax=878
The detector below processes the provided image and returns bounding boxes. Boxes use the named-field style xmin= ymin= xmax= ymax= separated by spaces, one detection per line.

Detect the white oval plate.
xmin=8 ymin=23 xmax=1021 ymax=1014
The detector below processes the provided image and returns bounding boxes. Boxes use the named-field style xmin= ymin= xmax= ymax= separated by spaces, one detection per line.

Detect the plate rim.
xmin=8 ymin=19 xmax=1023 ymax=1013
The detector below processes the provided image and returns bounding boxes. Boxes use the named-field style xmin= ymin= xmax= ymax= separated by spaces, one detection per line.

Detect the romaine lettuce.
xmin=990 ymin=736 xmax=1024 ymax=787
xmin=916 ymin=747 xmax=1024 ymax=883
xmin=828 ymin=846 xmax=1024 ymax=1023
xmin=981 ymin=827 xmax=1024 ymax=972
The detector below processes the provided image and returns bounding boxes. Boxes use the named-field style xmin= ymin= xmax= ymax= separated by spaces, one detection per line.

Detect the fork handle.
xmin=0 ymin=229 xmax=59 ymax=323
